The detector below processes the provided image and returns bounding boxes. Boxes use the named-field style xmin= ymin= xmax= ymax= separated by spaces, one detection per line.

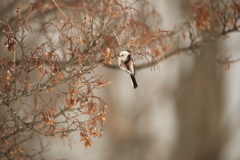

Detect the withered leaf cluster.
xmin=0 ymin=0 xmax=240 ymax=159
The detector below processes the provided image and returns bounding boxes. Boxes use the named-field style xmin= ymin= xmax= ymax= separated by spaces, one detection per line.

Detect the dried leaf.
xmin=77 ymin=80 xmax=83 ymax=86
xmin=4 ymin=38 xmax=16 ymax=52
xmin=232 ymin=1 xmax=240 ymax=15
xmin=77 ymin=36 xmax=85 ymax=44
xmin=97 ymin=80 xmax=111 ymax=88
xmin=45 ymin=52 xmax=52 ymax=59
xmin=102 ymin=48 xmax=114 ymax=64
xmin=80 ymin=132 xmax=94 ymax=148
xmin=193 ymin=1 xmax=211 ymax=30
xmin=50 ymin=106 xmax=56 ymax=115
xmin=54 ymin=72 xmax=64 ymax=83
xmin=65 ymin=97 xmax=77 ymax=107
xmin=3 ymin=139 xmax=9 ymax=144
xmin=155 ymin=48 xmax=163 ymax=57
xmin=6 ymin=70 xmax=12 ymax=85
xmin=78 ymin=52 xmax=85 ymax=62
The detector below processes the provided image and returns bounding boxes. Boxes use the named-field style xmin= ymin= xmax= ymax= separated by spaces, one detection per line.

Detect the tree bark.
xmin=173 ymin=42 xmax=225 ymax=160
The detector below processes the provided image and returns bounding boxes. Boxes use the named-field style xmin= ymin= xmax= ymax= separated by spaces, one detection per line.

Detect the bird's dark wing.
xmin=126 ymin=58 xmax=135 ymax=75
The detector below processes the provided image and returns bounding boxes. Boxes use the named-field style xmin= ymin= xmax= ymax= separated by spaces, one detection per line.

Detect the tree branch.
xmin=104 ymin=27 xmax=240 ymax=70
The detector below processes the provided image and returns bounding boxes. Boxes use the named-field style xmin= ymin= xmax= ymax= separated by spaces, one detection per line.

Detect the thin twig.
xmin=51 ymin=0 xmax=81 ymax=30
xmin=113 ymin=31 xmax=121 ymax=45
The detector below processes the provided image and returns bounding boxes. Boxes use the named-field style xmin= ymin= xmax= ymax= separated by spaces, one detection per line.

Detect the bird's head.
xmin=118 ymin=51 xmax=130 ymax=61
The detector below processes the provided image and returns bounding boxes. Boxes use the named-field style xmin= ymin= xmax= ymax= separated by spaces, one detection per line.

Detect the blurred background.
xmin=1 ymin=0 xmax=240 ymax=160
xmin=47 ymin=0 xmax=240 ymax=160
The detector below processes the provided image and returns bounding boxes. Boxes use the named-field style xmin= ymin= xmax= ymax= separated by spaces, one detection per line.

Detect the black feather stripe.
xmin=130 ymin=75 xmax=138 ymax=89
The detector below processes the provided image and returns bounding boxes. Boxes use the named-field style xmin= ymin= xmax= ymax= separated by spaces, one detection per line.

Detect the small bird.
xmin=118 ymin=50 xmax=138 ymax=89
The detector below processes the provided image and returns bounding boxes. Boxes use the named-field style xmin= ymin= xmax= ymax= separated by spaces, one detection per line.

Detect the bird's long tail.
xmin=130 ymin=75 xmax=138 ymax=89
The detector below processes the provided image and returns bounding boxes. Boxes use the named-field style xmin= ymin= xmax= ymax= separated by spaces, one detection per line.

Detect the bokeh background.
xmin=1 ymin=0 xmax=240 ymax=160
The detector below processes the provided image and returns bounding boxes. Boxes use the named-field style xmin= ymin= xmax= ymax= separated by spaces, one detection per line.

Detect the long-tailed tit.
xmin=118 ymin=51 xmax=138 ymax=89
